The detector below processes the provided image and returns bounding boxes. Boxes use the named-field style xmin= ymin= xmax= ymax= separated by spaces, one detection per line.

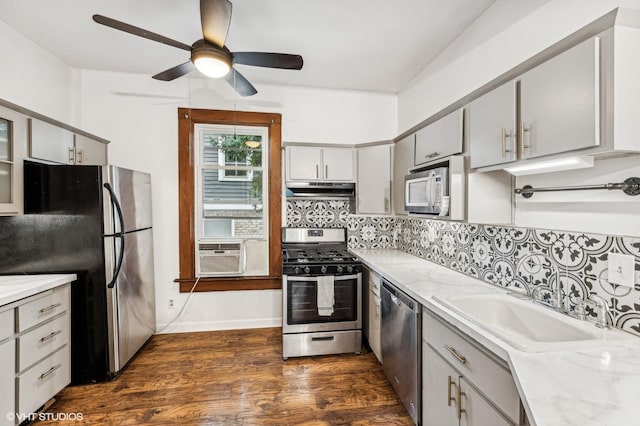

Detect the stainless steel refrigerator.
xmin=0 ymin=161 xmax=156 ymax=384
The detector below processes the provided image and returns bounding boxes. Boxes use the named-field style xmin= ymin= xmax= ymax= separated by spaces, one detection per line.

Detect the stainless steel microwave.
xmin=404 ymin=167 xmax=449 ymax=214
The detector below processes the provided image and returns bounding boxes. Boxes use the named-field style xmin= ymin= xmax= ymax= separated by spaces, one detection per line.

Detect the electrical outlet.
xmin=168 ymin=298 xmax=175 ymax=309
xmin=608 ymin=253 xmax=635 ymax=288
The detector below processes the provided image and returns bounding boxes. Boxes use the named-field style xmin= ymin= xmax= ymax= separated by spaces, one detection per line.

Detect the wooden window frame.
xmin=176 ymin=108 xmax=282 ymax=292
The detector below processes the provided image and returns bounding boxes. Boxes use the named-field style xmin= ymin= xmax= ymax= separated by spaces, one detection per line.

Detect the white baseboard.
xmin=155 ymin=317 xmax=282 ymax=334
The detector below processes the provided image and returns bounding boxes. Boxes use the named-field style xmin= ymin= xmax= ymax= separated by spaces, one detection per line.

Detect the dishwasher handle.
xmin=382 ymin=280 xmax=419 ymax=313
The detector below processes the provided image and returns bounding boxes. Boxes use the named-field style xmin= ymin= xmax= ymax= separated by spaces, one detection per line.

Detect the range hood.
xmin=286 ymin=182 xmax=356 ymax=197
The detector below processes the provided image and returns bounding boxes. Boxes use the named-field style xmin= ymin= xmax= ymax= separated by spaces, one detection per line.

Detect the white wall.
xmin=75 ymin=69 xmax=397 ymax=333
xmin=399 ymin=0 xmax=640 ymax=237
xmin=0 ymin=20 xmax=75 ymax=124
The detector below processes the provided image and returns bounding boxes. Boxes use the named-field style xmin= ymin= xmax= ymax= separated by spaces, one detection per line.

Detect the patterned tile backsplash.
xmin=286 ymin=200 xmax=640 ymax=337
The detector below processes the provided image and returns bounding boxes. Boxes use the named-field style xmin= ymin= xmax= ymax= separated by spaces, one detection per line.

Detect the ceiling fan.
xmin=93 ymin=0 xmax=303 ymax=96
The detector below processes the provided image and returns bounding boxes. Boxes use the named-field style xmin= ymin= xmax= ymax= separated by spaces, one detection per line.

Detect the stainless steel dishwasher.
xmin=381 ymin=279 xmax=421 ymax=424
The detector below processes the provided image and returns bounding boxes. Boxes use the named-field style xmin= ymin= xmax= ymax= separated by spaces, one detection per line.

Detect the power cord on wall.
xmin=156 ymin=277 xmax=200 ymax=334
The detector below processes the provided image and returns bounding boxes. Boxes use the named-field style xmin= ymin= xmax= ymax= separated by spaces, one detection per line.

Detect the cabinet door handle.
xmin=39 ymin=364 xmax=62 ymax=380
xmin=325 ymin=165 xmax=329 ymax=179
xmin=425 ymin=151 xmax=439 ymax=159
xmin=520 ymin=122 xmax=531 ymax=154
xmin=315 ymin=164 xmax=319 ymax=179
xmin=40 ymin=330 xmax=62 ymax=342
xmin=76 ymin=149 xmax=84 ymax=164
xmin=447 ymin=376 xmax=456 ymax=407
xmin=444 ymin=345 xmax=467 ymax=364
xmin=39 ymin=303 xmax=62 ymax=314
xmin=68 ymin=147 xmax=75 ymax=163
xmin=457 ymin=382 xmax=466 ymax=420
xmin=501 ymin=128 xmax=514 ymax=158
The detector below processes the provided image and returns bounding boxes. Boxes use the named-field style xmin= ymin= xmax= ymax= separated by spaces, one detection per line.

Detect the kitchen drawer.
xmin=18 ymin=344 xmax=70 ymax=415
xmin=0 ymin=308 xmax=13 ymax=341
xmin=423 ymin=311 xmax=522 ymax=424
xmin=17 ymin=284 xmax=70 ymax=332
xmin=18 ymin=312 xmax=70 ymax=372
xmin=283 ymin=330 xmax=361 ymax=359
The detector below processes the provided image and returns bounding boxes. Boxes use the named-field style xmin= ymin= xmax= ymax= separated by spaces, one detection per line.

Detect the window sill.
xmin=175 ymin=276 xmax=282 ymax=292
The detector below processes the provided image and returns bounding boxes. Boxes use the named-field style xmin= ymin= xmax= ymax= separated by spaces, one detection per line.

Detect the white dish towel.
xmin=316 ymin=276 xmax=335 ymax=316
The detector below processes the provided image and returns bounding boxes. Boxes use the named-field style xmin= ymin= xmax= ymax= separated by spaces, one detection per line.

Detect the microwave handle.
xmin=426 ymin=170 xmax=436 ymax=207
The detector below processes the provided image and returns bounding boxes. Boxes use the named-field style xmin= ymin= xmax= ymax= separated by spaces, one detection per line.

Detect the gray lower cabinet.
xmin=422 ymin=310 xmax=527 ymax=426
xmin=0 ymin=283 xmax=71 ymax=424
xmin=0 ymin=308 xmax=15 ymax=426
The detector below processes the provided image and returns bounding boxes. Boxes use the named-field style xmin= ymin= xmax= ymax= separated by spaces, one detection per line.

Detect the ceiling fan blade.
xmin=225 ymin=68 xmax=257 ymax=97
xmin=152 ymin=62 xmax=194 ymax=81
xmin=200 ymin=0 xmax=232 ymax=48
xmin=93 ymin=15 xmax=192 ymax=52
xmin=232 ymin=52 xmax=303 ymax=70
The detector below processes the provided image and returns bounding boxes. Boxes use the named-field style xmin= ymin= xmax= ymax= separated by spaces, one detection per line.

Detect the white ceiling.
xmin=0 ymin=0 xmax=496 ymax=93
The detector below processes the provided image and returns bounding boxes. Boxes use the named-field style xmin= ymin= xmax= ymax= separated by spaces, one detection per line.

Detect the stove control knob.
xmin=336 ymin=265 xmax=344 ymax=273
xmin=347 ymin=265 xmax=353 ymax=273
xmin=293 ymin=267 xmax=300 ymax=275
xmin=304 ymin=266 xmax=310 ymax=274
xmin=320 ymin=265 xmax=328 ymax=274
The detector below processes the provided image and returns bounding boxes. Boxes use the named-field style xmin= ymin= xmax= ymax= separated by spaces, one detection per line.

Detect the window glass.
xmin=195 ymin=124 xmax=269 ymax=275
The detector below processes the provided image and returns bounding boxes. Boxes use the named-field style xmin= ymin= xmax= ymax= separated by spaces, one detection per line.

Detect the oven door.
xmin=282 ymin=273 xmax=362 ymax=334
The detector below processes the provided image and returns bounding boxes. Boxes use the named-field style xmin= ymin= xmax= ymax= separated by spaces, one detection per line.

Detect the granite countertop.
xmin=0 ymin=274 xmax=77 ymax=307
xmin=351 ymin=248 xmax=640 ymax=426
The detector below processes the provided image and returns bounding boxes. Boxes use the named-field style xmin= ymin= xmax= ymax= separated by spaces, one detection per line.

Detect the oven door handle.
xmin=283 ymin=274 xmax=360 ymax=282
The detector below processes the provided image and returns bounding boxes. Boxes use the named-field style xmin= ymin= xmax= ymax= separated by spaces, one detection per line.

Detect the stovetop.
xmin=282 ymin=245 xmax=361 ymax=276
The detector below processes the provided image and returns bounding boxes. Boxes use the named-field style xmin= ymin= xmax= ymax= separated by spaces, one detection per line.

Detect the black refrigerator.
xmin=0 ymin=161 xmax=156 ymax=384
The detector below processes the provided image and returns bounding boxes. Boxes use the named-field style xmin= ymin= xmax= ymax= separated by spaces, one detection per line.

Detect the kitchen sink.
xmin=433 ymin=293 xmax=639 ymax=352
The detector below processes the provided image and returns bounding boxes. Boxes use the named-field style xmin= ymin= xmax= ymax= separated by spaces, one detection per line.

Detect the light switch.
xmin=608 ymin=253 xmax=635 ymax=288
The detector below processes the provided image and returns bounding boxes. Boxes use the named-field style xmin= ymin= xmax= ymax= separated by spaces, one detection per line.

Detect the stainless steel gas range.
xmin=281 ymin=227 xmax=362 ymax=359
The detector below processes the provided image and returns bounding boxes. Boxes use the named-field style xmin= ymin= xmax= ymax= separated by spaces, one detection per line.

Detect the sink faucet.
xmin=587 ymin=295 xmax=610 ymax=329
xmin=517 ymin=252 xmax=565 ymax=313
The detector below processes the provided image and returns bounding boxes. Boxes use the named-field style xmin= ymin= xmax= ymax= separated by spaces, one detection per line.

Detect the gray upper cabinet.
xmin=468 ymin=37 xmax=600 ymax=168
xmin=74 ymin=134 xmax=108 ymax=165
xmin=468 ymin=81 xmax=517 ymax=169
xmin=28 ymin=118 xmax=74 ymax=164
xmin=357 ymin=144 xmax=392 ymax=215
xmin=286 ymin=146 xmax=356 ymax=182
xmin=520 ymin=37 xmax=600 ymax=159
xmin=29 ymin=118 xmax=108 ymax=165
xmin=393 ymin=134 xmax=415 ymax=215
xmin=414 ymin=108 xmax=463 ymax=166
xmin=0 ymin=106 xmax=25 ymax=215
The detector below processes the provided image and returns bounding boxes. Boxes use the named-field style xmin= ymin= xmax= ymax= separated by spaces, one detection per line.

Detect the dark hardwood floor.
xmin=35 ymin=328 xmax=413 ymax=425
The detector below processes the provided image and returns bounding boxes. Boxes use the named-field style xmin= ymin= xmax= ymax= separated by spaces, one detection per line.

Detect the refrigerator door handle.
xmin=104 ymin=183 xmax=126 ymax=289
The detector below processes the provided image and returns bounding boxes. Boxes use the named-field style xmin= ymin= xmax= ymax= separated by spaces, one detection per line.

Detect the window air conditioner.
xmin=196 ymin=242 xmax=243 ymax=276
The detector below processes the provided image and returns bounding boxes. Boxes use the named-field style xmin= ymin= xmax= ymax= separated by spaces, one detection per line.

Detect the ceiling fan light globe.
xmin=193 ymin=56 xmax=231 ymax=78
xmin=191 ymin=43 xmax=232 ymax=78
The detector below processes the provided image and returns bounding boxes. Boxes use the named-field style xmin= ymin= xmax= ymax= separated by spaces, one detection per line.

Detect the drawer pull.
xmin=425 ymin=151 xmax=440 ymax=159
xmin=444 ymin=345 xmax=467 ymax=364
xmin=39 ymin=364 xmax=62 ymax=380
xmin=311 ymin=336 xmax=335 ymax=342
xmin=39 ymin=303 xmax=62 ymax=314
xmin=447 ymin=376 xmax=456 ymax=407
xmin=41 ymin=330 xmax=62 ymax=342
